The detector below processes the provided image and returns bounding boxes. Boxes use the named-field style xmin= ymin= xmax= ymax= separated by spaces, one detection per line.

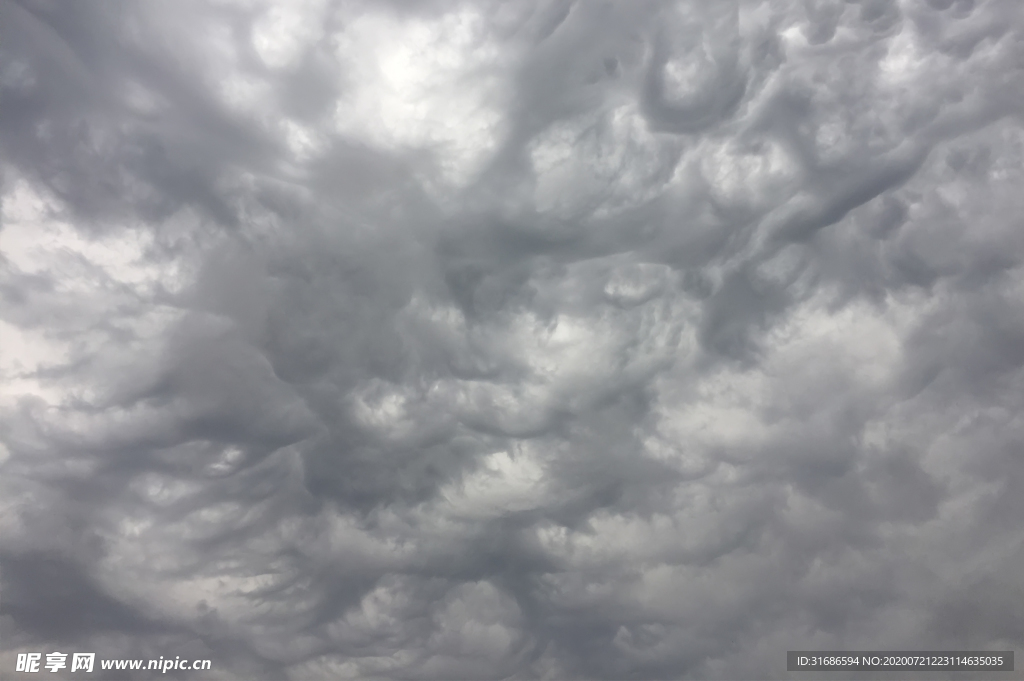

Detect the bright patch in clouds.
xmin=331 ymin=6 xmax=504 ymax=187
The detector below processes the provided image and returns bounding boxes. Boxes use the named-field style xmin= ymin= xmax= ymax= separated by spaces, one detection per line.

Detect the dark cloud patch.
xmin=0 ymin=552 xmax=166 ymax=639
xmin=3 ymin=0 xmax=1024 ymax=679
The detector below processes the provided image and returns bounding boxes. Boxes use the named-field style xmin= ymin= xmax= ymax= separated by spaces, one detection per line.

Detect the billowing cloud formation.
xmin=2 ymin=0 xmax=1024 ymax=678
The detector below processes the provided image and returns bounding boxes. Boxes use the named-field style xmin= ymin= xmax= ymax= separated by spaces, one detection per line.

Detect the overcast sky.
xmin=2 ymin=0 xmax=1023 ymax=679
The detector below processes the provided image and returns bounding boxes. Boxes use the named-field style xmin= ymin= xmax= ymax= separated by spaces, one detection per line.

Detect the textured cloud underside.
xmin=2 ymin=0 xmax=1024 ymax=679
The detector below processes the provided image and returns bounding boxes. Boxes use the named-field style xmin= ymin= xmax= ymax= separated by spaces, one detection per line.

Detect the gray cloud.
xmin=2 ymin=0 xmax=1024 ymax=678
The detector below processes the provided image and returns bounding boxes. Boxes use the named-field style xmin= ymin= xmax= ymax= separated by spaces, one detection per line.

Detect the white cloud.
xmin=330 ymin=5 xmax=505 ymax=188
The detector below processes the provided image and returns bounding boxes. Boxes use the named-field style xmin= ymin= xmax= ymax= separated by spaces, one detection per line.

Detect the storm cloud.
xmin=2 ymin=0 xmax=1024 ymax=678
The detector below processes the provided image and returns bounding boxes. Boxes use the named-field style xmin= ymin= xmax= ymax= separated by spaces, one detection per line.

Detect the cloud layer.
xmin=2 ymin=0 xmax=1024 ymax=678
